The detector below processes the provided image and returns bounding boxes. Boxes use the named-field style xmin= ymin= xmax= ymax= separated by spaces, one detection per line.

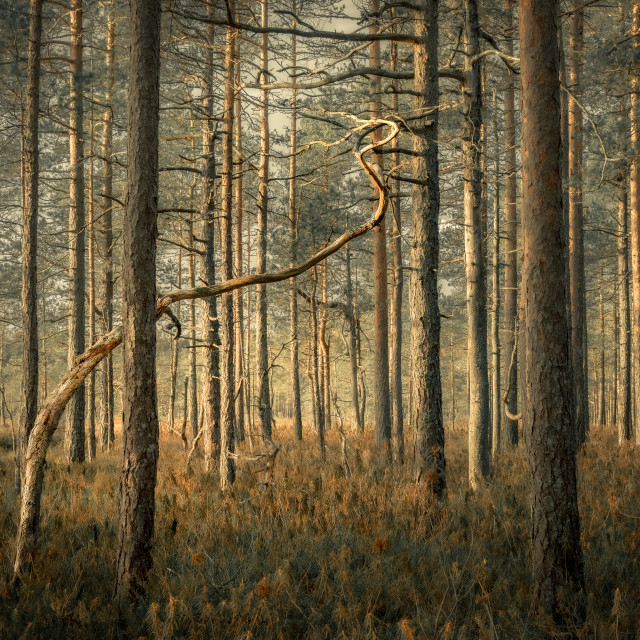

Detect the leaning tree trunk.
xmin=289 ymin=8 xmax=303 ymax=441
xmin=114 ymin=0 xmax=161 ymax=598
xmin=568 ymin=1 xmax=588 ymax=447
xmin=255 ymin=0 xmax=273 ymax=441
xmin=201 ymin=0 xmax=221 ymax=472
xmin=20 ymin=0 xmax=43 ymax=480
xmin=410 ymin=0 xmax=444 ymax=497
xmin=617 ymin=170 xmax=632 ymax=443
xmin=503 ymin=0 xmax=518 ymax=447
xmin=519 ymin=0 xmax=586 ymax=625
xmin=100 ymin=5 xmax=115 ymax=449
xmin=66 ymin=0 xmax=86 ymax=464
xmin=369 ymin=0 xmax=392 ymax=462
xmin=219 ymin=2 xmax=237 ymax=489
xmin=463 ymin=0 xmax=489 ymax=489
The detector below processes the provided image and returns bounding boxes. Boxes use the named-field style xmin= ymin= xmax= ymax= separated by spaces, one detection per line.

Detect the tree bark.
xmin=491 ymin=88 xmax=501 ymax=457
xmin=568 ymin=1 xmax=589 ymax=446
xmin=114 ymin=0 xmax=161 ymax=598
xmin=20 ymin=0 xmax=43 ymax=481
xmin=66 ymin=0 xmax=86 ymax=464
xmin=256 ymin=0 xmax=273 ymax=441
xmin=630 ymin=3 xmax=640 ymax=443
xmin=100 ymin=6 xmax=115 ymax=450
xmin=617 ymin=171 xmax=632 ymax=443
xmin=289 ymin=7 xmax=303 ymax=441
xmin=519 ymin=0 xmax=585 ymax=624
xmin=463 ymin=0 xmax=489 ymax=488
xmin=598 ymin=266 xmax=605 ymax=426
xmin=87 ymin=111 xmax=96 ymax=462
xmin=389 ymin=24 xmax=404 ymax=463
xmin=201 ymin=0 xmax=221 ymax=472
xmin=220 ymin=1 xmax=237 ymax=489
xmin=187 ymin=208 xmax=198 ymax=442
xmin=410 ymin=0 xmax=444 ymax=496
xmin=345 ymin=242 xmax=362 ymax=432
xmin=370 ymin=0 xmax=392 ymax=462
xmin=503 ymin=0 xmax=518 ymax=447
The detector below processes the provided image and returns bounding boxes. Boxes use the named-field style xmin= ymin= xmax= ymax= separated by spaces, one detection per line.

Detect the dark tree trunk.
xmin=519 ymin=0 xmax=586 ymax=624
xmin=115 ymin=0 xmax=161 ymax=598
xmin=410 ymin=0 xmax=444 ymax=496
xmin=20 ymin=0 xmax=43 ymax=480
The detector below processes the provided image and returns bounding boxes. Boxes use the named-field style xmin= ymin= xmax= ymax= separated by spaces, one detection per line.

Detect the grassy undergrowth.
xmin=0 ymin=422 xmax=639 ymax=638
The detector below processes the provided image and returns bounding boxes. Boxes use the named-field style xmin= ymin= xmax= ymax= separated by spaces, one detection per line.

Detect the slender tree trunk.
xmin=630 ymin=3 xmax=640 ymax=442
xmin=410 ymin=0 xmax=444 ymax=495
xmin=491 ymin=88 xmax=501 ymax=457
xmin=101 ymin=6 xmax=115 ymax=449
xmin=389 ymin=25 xmax=404 ymax=463
xmin=256 ymin=0 xmax=273 ymax=441
xmin=66 ymin=0 xmax=86 ymax=464
xmin=519 ymin=0 xmax=585 ymax=624
xmin=168 ymin=241 xmax=182 ymax=435
xmin=41 ymin=280 xmax=47 ymax=402
xmin=463 ymin=0 xmax=489 ymax=488
xmin=598 ymin=266 xmax=606 ymax=426
xmin=187 ymin=207 xmax=198 ymax=442
xmin=310 ymin=269 xmax=325 ymax=460
xmin=503 ymin=0 xmax=518 ymax=447
xmin=20 ymin=0 xmax=43 ymax=482
xmin=345 ymin=242 xmax=362 ymax=432
xmin=370 ymin=0 xmax=392 ymax=461
xmin=450 ymin=317 xmax=455 ymax=431
xmin=613 ymin=304 xmax=618 ymax=427
xmin=87 ymin=111 xmax=96 ymax=462
xmin=618 ymin=171 xmax=632 ymax=443
xmin=115 ymin=0 xmax=161 ymax=598
xmin=289 ymin=8 xmax=303 ymax=441
xmin=201 ymin=0 xmax=221 ymax=472
xmin=234 ymin=63 xmax=245 ymax=445
xmin=568 ymin=1 xmax=588 ymax=446
xmin=320 ymin=261 xmax=331 ymax=431
xmin=219 ymin=3 xmax=237 ymax=488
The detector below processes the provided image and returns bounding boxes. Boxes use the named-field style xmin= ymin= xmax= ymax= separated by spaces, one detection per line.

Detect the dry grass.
xmin=0 ymin=422 xmax=638 ymax=639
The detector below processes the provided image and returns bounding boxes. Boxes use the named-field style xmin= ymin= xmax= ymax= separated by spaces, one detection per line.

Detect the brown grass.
xmin=0 ymin=422 xmax=638 ymax=638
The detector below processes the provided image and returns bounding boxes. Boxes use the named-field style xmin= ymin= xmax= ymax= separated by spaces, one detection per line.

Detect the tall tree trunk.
xmin=618 ymin=170 xmax=632 ymax=443
xmin=389 ymin=25 xmax=404 ymax=463
xmin=168 ymin=241 xmax=182 ymax=435
xmin=234 ymin=63 xmax=245 ymax=445
xmin=87 ymin=110 xmax=96 ymax=462
xmin=115 ymin=0 xmax=161 ymax=598
xmin=201 ymin=0 xmax=221 ymax=472
xmin=369 ymin=0 xmax=392 ymax=462
xmin=101 ymin=6 xmax=115 ymax=449
xmin=410 ymin=0 xmax=444 ymax=495
xmin=613 ymin=304 xmax=618 ymax=427
xmin=503 ymin=0 xmax=518 ymax=447
xmin=289 ymin=7 xmax=303 ymax=441
xmin=256 ymin=0 xmax=273 ymax=440
xmin=630 ymin=3 xmax=640 ymax=442
xmin=66 ymin=0 xmax=86 ymax=464
xmin=519 ymin=0 xmax=585 ymax=624
xmin=220 ymin=2 xmax=236 ymax=488
xmin=463 ymin=0 xmax=489 ymax=488
xmin=598 ymin=266 xmax=606 ymax=426
xmin=310 ymin=269 xmax=325 ymax=459
xmin=20 ymin=0 xmax=43 ymax=481
xmin=568 ymin=1 xmax=588 ymax=446
xmin=491 ymin=88 xmax=501 ymax=457
xmin=320 ymin=261 xmax=331 ymax=431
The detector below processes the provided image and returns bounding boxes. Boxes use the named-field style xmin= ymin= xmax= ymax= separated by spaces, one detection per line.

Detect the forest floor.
xmin=0 ymin=420 xmax=638 ymax=639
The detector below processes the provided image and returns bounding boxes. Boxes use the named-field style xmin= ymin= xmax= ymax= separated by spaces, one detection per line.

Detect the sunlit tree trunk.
xmin=491 ymin=89 xmax=501 ymax=457
xmin=463 ymin=0 xmax=489 ymax=488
